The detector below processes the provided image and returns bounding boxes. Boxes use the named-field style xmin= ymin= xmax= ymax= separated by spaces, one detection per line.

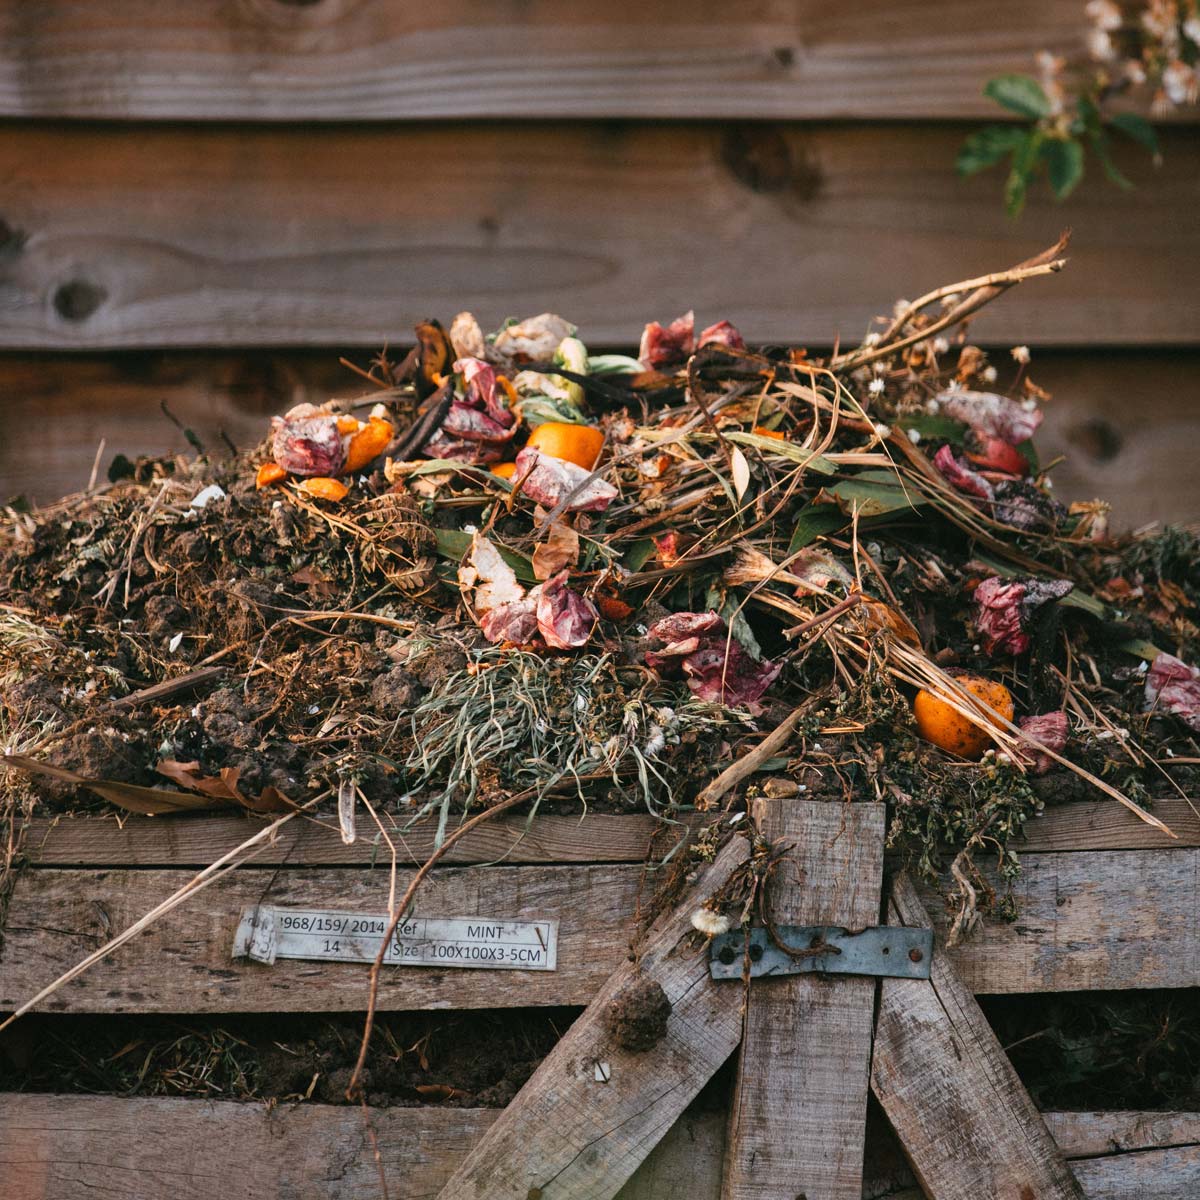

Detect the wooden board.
xmin=1 ymin=1095 xmax=1192 ymax=1200
xmin=0 ymin=1094 xmax=724 ymax=1200
xmin=3 ymin=847 xmax=1197 ymax=1013
xmin=1 ymin=123 xmax=1197 ymax=352
xmin=20 ymin=796 xmax=1198 ymax=869
xmin=863 ymin=1107 xmax=1200 ymax=1200
xmin=917 ymin=847 xmax=1200 ymax=993
xmin=0 ymin=2 xmax=1177 ymax=123
xmin=0 ymin=863 xmax=647 ymax=1013
xmin=872 ymin=873 xmax=1085 ymax=1200
xmin=724 ymin=800 xmax=884 ymax=1198
xmin=21 ymin=811 xmax=703 ymax=868
xmin=435 ymin=837 xmax=748 ymax=1199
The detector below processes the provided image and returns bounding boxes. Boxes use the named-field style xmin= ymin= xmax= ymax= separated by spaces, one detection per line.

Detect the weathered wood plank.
xmin=3 ymin=847 xmax=1196 ymax=1012
xmin=724 ymin=800 xmax=884 ymax=1198
xmin=435 ymin=837 xmax=748 ymax=1199
xmin=1 ymin=123 xmax=1197 ymax=352
xmin=863 ymin=1106 xmax=1200 ymax=1200
xmin=0 ymin=863 xmax=647 ymax=1013
xmin=22 ymin=811 xmax=701 ymax=868
xmin=918 ymin=848 xmax=1200 ymax=993
xmin=0 ymin=1094 xmax=724 ymax=1200
xmin=1017 ymin=797 xmax=1200 ymax=853
xmin=20 ymin=795 xmax=1197 ymax=870
xmin=0 ymin=2 xmax=1177 ymax=122
xmin=1043 ymin=1110 xmax=1200 ymax=1158
xmin=871 ymin=873 xmax=1085 ymax=1200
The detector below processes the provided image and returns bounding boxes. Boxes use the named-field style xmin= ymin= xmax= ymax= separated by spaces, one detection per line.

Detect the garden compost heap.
xmin=4 ymin=238 xmax=1200 ymax=939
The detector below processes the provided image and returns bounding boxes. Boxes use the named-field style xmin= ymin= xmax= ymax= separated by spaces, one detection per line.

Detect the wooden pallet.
xmin=3 ymin=797 xmax=1198 ymax=1199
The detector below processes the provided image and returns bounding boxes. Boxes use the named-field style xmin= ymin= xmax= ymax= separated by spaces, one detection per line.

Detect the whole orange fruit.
xmin=490 ymin=462 xmax=517 ymax=479
xmin=913 ymin=674 xmax=1014 ymax=759
xmin=525 ymin=422 xmax=605 ymax=471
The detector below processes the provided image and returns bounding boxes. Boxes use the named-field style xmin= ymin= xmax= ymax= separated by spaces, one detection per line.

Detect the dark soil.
xmin=605 ymin=975 xmax=672 ymax=1052
xmin=0 ymin=1009 xmax=577 ymax=1108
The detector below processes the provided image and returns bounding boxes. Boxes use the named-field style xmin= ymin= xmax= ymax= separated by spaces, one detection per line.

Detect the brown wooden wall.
xmin=0 ymin=2 xmax=1197 ymax=522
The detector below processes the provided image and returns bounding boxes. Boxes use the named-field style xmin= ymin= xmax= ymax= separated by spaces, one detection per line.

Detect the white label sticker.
xmin=232 ymin=906 xmax=557 ymax=972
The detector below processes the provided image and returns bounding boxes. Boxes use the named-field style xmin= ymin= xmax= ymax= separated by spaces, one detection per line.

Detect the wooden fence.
xmin=0 ymin=2 xmax=1196 ymax=523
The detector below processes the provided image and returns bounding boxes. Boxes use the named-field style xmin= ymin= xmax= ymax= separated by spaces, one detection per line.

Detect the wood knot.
xmin=719 ymin=125 xmax=822 ymax=202
xmin=53 ymin=279 xmax=107 ymax=322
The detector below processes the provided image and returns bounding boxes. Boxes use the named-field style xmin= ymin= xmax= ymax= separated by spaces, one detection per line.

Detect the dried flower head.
xmin=691 ymin=908 xmax=733 ymax=937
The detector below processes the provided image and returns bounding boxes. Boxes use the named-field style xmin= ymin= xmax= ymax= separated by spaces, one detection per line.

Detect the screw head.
xmin=908 ymin=947 xmax=924 ymax=963
xmin=717 ymin=946 xmax=736 ymax=966
xmin=748 ymin=943 xmax=764 ymax=962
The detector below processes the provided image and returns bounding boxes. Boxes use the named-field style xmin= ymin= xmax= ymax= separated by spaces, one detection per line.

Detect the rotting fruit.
xmin=913 ymin=673 xmax=1014 ymax=759
xmin=525 ymin=422 xmax=605 ymax=471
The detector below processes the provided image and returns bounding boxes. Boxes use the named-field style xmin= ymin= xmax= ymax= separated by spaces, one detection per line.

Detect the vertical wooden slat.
xmin=871 ymin=874 xmax=1086 ymax=1200
xmin=723 ymin=800 xmax=886 ymax=1199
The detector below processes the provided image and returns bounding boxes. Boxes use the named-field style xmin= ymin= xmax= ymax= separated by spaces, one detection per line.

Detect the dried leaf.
xmin=730 ymin=446 xmax=751 ymax=501
xmin=3 ymin=754 xmax=230 ymax=815
xmin=532 ymin=521 xmax=580 ymax=581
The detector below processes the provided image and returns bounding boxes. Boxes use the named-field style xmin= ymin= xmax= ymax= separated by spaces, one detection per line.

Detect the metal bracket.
xmin=709 ymin=924 xmax=933 ymax=981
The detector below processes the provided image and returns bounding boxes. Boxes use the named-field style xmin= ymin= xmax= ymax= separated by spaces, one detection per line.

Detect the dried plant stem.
xmin=344 ymin=788 xmax=540 ymax=1102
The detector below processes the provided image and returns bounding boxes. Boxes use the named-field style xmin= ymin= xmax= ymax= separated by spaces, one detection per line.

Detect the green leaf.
xmin=1119 ymin=637 xmax=1163 ymax=661
xmin=620 ymin=538 xmax=658 ymax=573
xmin=822 ymin=469 xmax=931 ymax=518
xmin=587 ymin=354 xmax=643 ymax=375
xmin=1041 ymin=138 xmax=1085 ymax=200
xmin=957 ymin=125 xmax=1029 ymax=176
xmin=1004 ymin=129 xmax=1042 ymax=217
xmin=1014 ymin=438 xmax=1040 ymax=474
xmin=432 ymin=528 xmax=536 ymax=583
xmin=896 ymin=414 xmax=968 ymax=442
xmin=1089 ymin=127 xmax=1134 ymax=190
xmin=1108 ymin=112 xmax=1160 ymax=158
xmin=787 ymin=503 xmax=847 ymax=555
xmin=984 ymin=74 xmax=1053 ymax=119
xmin=723 ymin=430 xmax=836 ymax=475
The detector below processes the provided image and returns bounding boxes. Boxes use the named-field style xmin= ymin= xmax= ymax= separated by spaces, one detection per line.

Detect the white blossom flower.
xmin=873 ymin=422 xmax=891 ymax=439
xmin=863 ymin=331 xmax=881 ymax=347
xmin=892 ymin=299 xmax=911 ymax=319
xmin=1087 ymin=27 xmax=1116 ymax=60
xmin=940 ymin=292 xmax=961 ymax=309
xmin=982 ymin=365 xmax=998 ymax=384
xmin=943 ymin=378 xmax=964 ymax=393
xmin=1124 ymin=59 xmax=1148 ymax=85
xmin=1163 ymin=60 xmax=1198 ymax=105
xmin=932 ymin=336 xmax=950 ymax=355
xmin=907 ymin=428 xmax=922 ymax=445
xmin=1185 ymin=16 xmax=1200 ymax=45
xmin=691 ymin=909 xmax=733 ymax=937
xmin=1086 ymin=0 xmax=1122 ymax=31
xmin=868 ymin=377 xmax=886 ymax=396
xmin=1011 ymin=345 xmax=1031 ymax=364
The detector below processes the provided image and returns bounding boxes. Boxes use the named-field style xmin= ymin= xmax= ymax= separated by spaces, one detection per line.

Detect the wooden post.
xmin=722 ymin=800 xmax=886 ymax=1200
xmin=871 ymin=873 xmax=1086 ymax=1200
xmin=435 ymin=835 xmax=750 ymax=1200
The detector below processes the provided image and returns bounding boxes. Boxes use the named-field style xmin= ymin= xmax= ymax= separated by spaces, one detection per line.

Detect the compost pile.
xmin=3 ymin=237 xmax=1199 ymax=934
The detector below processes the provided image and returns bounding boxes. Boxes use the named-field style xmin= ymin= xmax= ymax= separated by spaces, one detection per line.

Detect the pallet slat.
xmin=3 ymin=847 xmax=1198 ymax=1014
xmin=1 ymin=123 xmax=1197 ymax=352
xmin=724 ymin=800 xmax=884 ymax=1198
xmin=21 ymin=811 xmax=700 ymax=868
xmin=1 ymin=1096 xmax=1193 ymax=1200
xmin=872 ymin=874 xmax=1085 ymax=1200
xmin=0 ymin=2 xmax=1157 ymax=122
xmin=20 ymin=796 xmax=1200 ymax=870
xmin=0 ymin=1095 xmax=723 ymax=1200
xmin=917 ymin=847 xmax=1200 ymax=993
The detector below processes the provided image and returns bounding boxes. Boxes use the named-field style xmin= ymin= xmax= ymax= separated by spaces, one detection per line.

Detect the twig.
xmin=344 ymin=787 xmax=542 ymax=1103
xmin=109 ymin=666 xmax=225 ymax=711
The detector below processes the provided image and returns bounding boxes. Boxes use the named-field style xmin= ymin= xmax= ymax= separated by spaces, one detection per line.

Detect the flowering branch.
xmin=960 ymin=0 xmax=1199 ymax=215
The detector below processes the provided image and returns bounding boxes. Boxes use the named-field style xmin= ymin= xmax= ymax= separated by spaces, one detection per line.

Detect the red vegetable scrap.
xmin=536 ymin=572 xmax=599 ymax=649
xmin=1016 ymin=711 xmax=1069 ymax=774
xmin=697 ymin=319 xmax=745 ymax=351
xmin=933 ymin=444 xmax=994 ymax=500
xmin=964 ymin=433 xmax=1029 ymax=476
xmin=638 ymin=312 xmax=695 ymax=369
xmin=644 ymin=612 xmax=780 ymax=711
xmin=936 ymin=388 xmax=1043 ymax=445
xmin=271 ymin=404 xmax=346 ymax=478
xmin=973 ymin=575 xmax=1074 ymax=656
xmin=423 ymin=356 xmax=517 ymax=465
xmin=512 ymin=447 xmax=618 ymax=513
xmin=1144 ymin=652 xmax=1200 ymax=732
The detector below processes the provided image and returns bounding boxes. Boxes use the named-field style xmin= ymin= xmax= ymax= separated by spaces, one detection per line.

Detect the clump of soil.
xmin=606 ymin=975 xmax=672 ymax=1051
